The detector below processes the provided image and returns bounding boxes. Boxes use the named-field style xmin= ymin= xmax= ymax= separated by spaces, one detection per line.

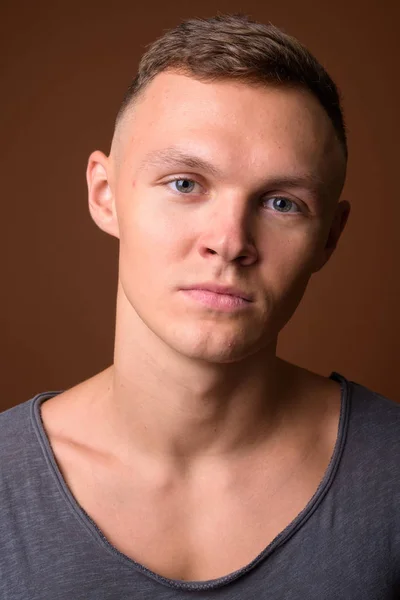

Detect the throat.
xmin=105 ymin=363 xmax=288 ymax=461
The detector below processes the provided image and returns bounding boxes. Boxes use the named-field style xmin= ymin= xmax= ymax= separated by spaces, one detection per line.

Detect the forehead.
xmin=116 ymin=72 xmax=343 ymax=187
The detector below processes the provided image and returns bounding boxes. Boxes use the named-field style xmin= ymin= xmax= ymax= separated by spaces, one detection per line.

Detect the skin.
xmin=41 ymin=71 xmax=350 ymax=580
xmin=87 ymin=71 xmax=348 ymax=452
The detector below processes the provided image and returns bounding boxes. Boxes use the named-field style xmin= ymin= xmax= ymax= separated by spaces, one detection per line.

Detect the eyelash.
xmin=165 ymin=177 xmax=301 ymax=214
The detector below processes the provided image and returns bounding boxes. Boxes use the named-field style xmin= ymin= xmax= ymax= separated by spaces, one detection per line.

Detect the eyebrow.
xmin=261 ymin=174 xmax=326 ymax=197
xmin=138 ymin=147 xmax=222 ymax=177
xmin=139 ymin=147 xmax=326 ymax=198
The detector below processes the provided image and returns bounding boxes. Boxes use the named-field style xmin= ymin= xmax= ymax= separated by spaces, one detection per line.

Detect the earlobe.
xmin=86 ymin=150 xmax=120 ymax=239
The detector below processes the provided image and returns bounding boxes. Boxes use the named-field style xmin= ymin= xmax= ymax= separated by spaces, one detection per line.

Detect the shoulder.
xmin=0 ymin=393 xmax=59 ymax=514
xmin=0 ymin=396 xmax=38 ymax=450
xmin=0 ymin=393 xmax=58 ymax=467
xmin=345 ymin=375 xmax=400 ymax=434
xmin=337 ymin=374 xmax=400 ymax=477
xmin=0 ymin=369 xmax=111 ymax=456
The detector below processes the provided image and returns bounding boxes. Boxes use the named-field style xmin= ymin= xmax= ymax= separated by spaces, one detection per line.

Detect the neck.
xmin=100 ymin=288 xmax=300 ymax=465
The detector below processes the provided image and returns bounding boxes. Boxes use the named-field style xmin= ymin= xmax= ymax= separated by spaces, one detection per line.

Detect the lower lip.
xmin=181 ymin=289 xmax=252 ymax=312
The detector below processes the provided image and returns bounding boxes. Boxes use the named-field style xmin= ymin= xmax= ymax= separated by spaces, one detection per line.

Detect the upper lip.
xmin=181 ymin=283 xmax=254 ymax=301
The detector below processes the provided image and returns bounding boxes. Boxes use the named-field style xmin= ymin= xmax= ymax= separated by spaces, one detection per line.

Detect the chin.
xmin=162 ymin=321 xmax=272 ymax=364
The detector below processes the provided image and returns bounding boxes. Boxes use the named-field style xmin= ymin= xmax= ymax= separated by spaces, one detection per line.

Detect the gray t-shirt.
xmin=1 ymin=372 xmax=400 ymax=599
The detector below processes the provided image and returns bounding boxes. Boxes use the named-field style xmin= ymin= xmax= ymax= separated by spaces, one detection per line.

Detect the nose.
xmin=197 ymin=194 xmax=258 ymax=266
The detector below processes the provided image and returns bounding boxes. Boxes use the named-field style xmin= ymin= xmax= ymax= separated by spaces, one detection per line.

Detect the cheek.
xmin=118 ymin=192 xmax=186 ymax=259
xmin=255 ymin=225 xmax=322 ymax=331
xmin=116 ymin=191 xmax=195 ymax=300
xmin=260 ymin=219 xmax=323 ymax=282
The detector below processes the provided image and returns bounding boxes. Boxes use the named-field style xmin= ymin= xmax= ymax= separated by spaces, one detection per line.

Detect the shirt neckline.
xmin=30 ymin=370 xmax=351 ymax=591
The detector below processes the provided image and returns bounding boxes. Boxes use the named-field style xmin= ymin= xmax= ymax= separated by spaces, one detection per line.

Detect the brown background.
xmin=1 ymin=0 xmax=399 ymax=409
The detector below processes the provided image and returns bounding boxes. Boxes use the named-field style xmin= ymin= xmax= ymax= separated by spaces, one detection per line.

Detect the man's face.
xmin=91 ymin=72 xmax=348 ymax=363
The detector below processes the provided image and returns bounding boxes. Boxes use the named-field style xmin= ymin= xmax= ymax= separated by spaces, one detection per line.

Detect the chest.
xmin=48 ymin=440 xmax=331 ymax=582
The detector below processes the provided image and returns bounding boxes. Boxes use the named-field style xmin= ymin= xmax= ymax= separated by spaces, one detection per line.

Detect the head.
xmin=87 ymin=14 xmax=350 ymax=365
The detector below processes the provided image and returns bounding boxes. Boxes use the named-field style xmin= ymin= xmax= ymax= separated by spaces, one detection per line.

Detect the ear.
xmin=312 ymin=199 xmax=351 ymax=273
xmin=86 ymin=150 xmax=120 ymax=239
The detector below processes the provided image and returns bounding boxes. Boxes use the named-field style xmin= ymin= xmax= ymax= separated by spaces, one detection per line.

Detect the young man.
xmin=1 ymin=14 xmax=399 ymax=599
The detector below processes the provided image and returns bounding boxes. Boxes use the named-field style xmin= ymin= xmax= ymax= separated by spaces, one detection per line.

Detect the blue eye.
xmin=264 ymin=196 xmax=299 ymax=213
xmin=170 ymin=179 xmax=196 ymax=193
